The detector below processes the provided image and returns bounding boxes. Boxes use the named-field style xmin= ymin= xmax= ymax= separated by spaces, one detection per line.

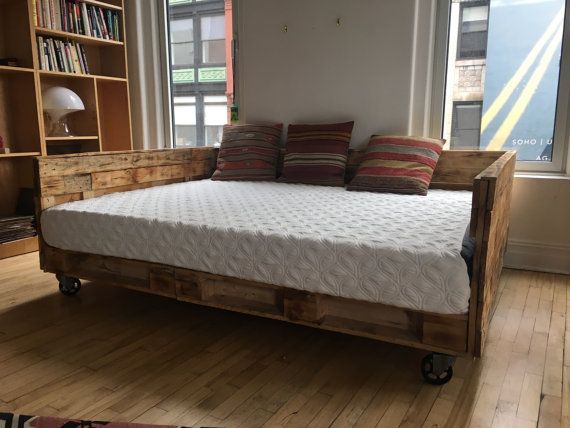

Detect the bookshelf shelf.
xmin=0 ymin=65 xmax=35 ymax=75
xmin=45 ymin=136 xmax=98 ymax=141
xmin=35 ymin=27 xmax=124 ymax=46
xmin=0 ymin=0 xmax=131 ymax=257
xmin=82 ymin=0 xmax=122 ymax=12
xmin=0 ymin=152 xmax=41 ymax=158
xmin=38 ymin=69 xmax=126 ymax=82
xmin=0 ymin=236 xmax=39 ymax=260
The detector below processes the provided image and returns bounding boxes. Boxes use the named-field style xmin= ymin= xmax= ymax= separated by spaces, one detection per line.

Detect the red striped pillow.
xmin=212 ymin=124 xmax=283 ymax=181
xmin=278 ymin=121 xmax=354 ymax=186
xmin=347 ymin=135 xmax=444 ymax=195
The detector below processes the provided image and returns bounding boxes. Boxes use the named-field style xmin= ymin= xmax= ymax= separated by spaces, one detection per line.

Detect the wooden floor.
xmin=0 ymin=253 xmax=568 ymax=427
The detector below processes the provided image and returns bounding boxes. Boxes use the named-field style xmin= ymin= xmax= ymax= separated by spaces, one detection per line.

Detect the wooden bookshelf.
xmin=0 ymin=0 xmax=132 ymax=258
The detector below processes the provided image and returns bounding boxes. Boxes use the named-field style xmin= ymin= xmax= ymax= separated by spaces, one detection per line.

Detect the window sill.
xmin=514 ymin=172 xmax=570 ymax=180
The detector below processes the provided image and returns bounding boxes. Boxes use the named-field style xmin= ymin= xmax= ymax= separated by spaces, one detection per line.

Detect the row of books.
xmin=37 ymin=36 xmax=90 ymax=74
xmin=33 ymin=0 xmax=121 ymax=42
xmin=0 ymin=216 xmax=36 ymax=245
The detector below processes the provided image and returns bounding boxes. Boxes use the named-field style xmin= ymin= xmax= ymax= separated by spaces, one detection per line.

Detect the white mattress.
xmin=41 ymin=180 xmax=473 ymax=314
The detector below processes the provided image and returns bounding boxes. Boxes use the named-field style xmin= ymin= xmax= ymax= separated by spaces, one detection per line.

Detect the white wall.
xmin=236 ymin=0 xmax=570 ymax=274
xmin=237 ymin=0 xmax=437 ymax=146
xmin=505 ymin=177 xmax=570 ymax=274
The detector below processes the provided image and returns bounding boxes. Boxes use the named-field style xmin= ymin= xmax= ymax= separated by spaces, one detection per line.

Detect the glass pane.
xmin=205 ymin=104 xmax=227 ymax=126
xmin=444 ymin=0 xmax=566 ymax=163
xmin=172 ymin=42 xmax=194 ymax=67
xmin=202 ymin=40 xmax=226 ymax=64
xmin=174 ymin=104 xmax=196 ymax=126
xmin=205 ymin=126 xmax=224 ymax=147
xmin=175 ymin=126 xmax=197 ymax=147
xmin=205 ymin=95 xmax=228 ymax=103
xmin=201 ymin=15 xmax=225 ymax=40
xmin=451 ymin=103 xmax=482 ymax=149
xmin=459 ymin=31 xmax=487 ymax=58
xmin=463 ymin=6 xmax=488 ymax=23
xmin=174 ymin=96 xmax=196 ymax=104
xmin=170 ymin=19 xmax=193 ymax=43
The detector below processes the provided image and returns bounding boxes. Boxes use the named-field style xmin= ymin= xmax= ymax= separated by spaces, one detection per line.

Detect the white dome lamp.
xmin=42 ymin=87 xmax=85 ymax=137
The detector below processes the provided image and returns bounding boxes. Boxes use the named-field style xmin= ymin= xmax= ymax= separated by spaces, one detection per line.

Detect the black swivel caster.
xmin=421 ymin=353 xmax=455 ymax=385
xmin=56 ymin=274 xmax=82 ymax=296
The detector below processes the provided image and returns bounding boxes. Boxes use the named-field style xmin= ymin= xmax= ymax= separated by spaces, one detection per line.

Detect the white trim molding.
xmin=504 ymin=239 xmax=570 ymax=275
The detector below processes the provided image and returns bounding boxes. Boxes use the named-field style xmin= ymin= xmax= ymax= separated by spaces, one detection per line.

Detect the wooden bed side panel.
xmin=34 ymin=148 xmax=217 ymax=210
xmin=42 ymin=245 xmax=469 ymax=355
xmin=430 ymin=151 xmax=505 ymax=190
xmin=472 ymin=151 xmax=517 ymax=356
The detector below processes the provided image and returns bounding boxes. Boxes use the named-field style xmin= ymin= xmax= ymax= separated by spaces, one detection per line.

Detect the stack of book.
xmin=37 ymin=36 xmax=89 ymax=74
xmin=34 ymin=0 xmax=121 ymax=42
xmin=0 ymin=216 xmax=36 ymax=245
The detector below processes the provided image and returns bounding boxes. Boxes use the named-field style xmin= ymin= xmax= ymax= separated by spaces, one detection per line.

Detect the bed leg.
xmin=421 ymin=352 xmax=455 ymax=385
xmin=56 ymin=274 xmax=82 ymax=296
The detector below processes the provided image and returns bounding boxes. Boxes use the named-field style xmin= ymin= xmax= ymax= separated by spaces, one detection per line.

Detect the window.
xmin=457 ymin=3 xmax=488 ymax=59
xmin=204 ymin=95 xmax=227 ymax=145
xmin=442 ymin=0 xmax=569 ymax=172
xmin=166 ymin=0 xmax=232 ymax=148
xmin=451 ymin=102 xmax=482 ymax=149
xmin=173 ymin=97 xmax=197 ymax=147
xmin=201 ymin=15 xmax=226 ymax=64
xmin=170 ymin=18 xmax=194 ymax=68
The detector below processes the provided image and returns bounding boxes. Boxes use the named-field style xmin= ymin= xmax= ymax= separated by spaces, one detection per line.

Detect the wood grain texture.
xmin=41 ymin=245 xmax=468 ymax=355
xmin=472 ymin=151 xmax=517 ymax=356
xmin=34 ymin=148 xmax=217 ymax=209
xmin=34 ymin=148 xmax=515 ymax=360
xmin=0 ymin=254 xmax=568 ymax=427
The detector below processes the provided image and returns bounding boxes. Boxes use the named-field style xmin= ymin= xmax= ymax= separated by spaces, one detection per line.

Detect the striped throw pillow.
xmin=278 ymin=121 xmax=354 ymax=186
xmin=212 ymin=124 xmax=283 ymax=181
xmin=347 ymin=135 xmax=444 ymax=195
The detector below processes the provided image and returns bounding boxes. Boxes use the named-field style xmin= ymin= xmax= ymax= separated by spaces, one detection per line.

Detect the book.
xmin=79 ymin=44 xmax=89 ymax=74
xmin=54 ymin=0 xmax=61 ymax=31
xmin=32 ymin=0 xmax=38 ymax=26
xmin=36 ymin=0 xmax=121 ymax=42
xmin=48 ymin=0 xmax=55 ymax=30
xmin=36 ymin=36 xmax=89 ymax=74
xmin=41 ymin=0 xmax=50 ymax=29
xmin=81 ymin=2 xmax=90 ymax=36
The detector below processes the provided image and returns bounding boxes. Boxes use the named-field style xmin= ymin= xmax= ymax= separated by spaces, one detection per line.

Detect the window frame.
xmin=162 ymin=0 xmax=231 ymax=148
xmin=433 ymin=0 xmax=570 ymax=174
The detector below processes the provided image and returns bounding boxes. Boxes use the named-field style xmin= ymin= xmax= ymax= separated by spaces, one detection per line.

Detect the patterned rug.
xmin=0 ymin=413 xmax=188 ymax=428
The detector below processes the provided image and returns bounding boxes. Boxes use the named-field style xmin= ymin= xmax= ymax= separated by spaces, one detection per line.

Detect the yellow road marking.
xmin=480 ymin=7 xmax=565 ymax=133
xmin=486 ymin=26 xmax=563 ymax=151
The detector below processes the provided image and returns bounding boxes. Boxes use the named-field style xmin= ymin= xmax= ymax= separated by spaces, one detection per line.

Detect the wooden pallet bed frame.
xmin=33 ymin=148 xmax=516 ymax=364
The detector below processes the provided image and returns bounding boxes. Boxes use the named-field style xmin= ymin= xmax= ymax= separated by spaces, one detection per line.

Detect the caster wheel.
xmin=421 ymin=353 xmax=453 ymax=385
xmin=57 ymin=274 xmax=81 ymax=296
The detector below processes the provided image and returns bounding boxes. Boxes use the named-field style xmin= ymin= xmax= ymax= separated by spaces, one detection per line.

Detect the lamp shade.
xmin=42 ymin=87 xmax=85 ymax=111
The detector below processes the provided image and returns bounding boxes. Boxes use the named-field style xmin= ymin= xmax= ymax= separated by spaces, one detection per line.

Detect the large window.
xmin=443 ymin=0 xmax=569 ymax=171
xmin=167 ymin=0 xmax=232 ymax=148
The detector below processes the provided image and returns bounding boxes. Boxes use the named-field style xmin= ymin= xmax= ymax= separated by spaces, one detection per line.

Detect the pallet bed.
xmin=34 ymin=147 xmax=516 ymax=383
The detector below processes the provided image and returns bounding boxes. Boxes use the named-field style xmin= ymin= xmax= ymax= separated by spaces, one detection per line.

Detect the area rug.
xmin=0 ymin=413 xmax=189 ymax=428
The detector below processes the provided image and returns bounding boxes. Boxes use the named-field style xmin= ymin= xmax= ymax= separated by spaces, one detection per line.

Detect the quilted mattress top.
xmin=41 ymin=180 xmax=473 ymax=314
